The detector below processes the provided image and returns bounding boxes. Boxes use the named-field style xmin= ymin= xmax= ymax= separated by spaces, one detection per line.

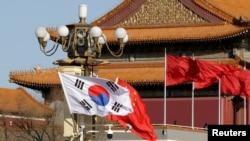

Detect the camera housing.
xmin=79 ymin=125 xmax=85 ymax=129
xmin=125 ymin=124 xmax=132 ymax=131
xmin=107 ymin=129 xmax=113 ymax=139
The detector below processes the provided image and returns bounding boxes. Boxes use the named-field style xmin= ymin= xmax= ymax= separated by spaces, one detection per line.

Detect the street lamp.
xmin=35 ymin=4 xmax=128 ymax=71
xmin=34 ymin=4 xmax=128 ymax=140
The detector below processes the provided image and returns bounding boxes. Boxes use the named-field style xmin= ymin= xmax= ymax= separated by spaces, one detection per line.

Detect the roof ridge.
xmin=92 ymin=0 xmax=137 ymax=26
xmin=179 ymin=0 xmax=223 ymax=23
xmin=193 ymin=0 xmax=234 ymax=23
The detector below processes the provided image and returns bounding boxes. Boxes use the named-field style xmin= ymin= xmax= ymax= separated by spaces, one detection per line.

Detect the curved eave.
xmin=47 ymin=23 xmax=248 ymax=44
xmin=96 ymin=62 xmax=165 ymax=86
xmin=9 ymin=59 xmax=238 ymax=88
xmin=0 ymin=87 xmax=52 ymax=116
xmin=194 ymin=0 xmax=250 ymax=24
xmin=9 ymin=67 xmax=63 ymax=89
xmin=95 ymin=59 xmax=239 ymax=85
xmin=102 ymin=24 xmax=248 ymax=43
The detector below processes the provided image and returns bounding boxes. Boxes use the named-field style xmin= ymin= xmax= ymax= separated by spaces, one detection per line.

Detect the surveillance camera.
xmin=79 ymin=125 xmax=85 ymax=132
xmin=107 ymin=129 xmax=113 ymax=139
xmin=125 ymin=124 xmax=132 ymax=132
xmin=79 ymin=125 xmax=85 ymax=129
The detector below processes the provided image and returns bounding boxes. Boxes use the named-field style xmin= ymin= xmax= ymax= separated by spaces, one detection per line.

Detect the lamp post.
xmin=35 ymin=4 xmax=128 ymax=68
xmin=35 ymin=4 xmax=128 ymax=141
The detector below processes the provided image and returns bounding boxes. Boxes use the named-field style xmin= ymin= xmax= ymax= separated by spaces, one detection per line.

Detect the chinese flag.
xmin=107 ymin=78 xmax=157 ymax=141
xmin=223 ymin=67 xmax=250 ymax=97
xmin=220 ymin=66 xmax=250 ymax=97
xmin=166 ymin=55 xmax=196 ymax=86
xmin=193 ymin=59 xmax=232 ymax=89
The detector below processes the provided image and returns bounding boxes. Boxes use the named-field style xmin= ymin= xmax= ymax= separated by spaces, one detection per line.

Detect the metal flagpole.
xmin=218 ymin=59 xmax=221 ymax=125
xmin=218 ymin=79 xmax=221 ymax=125
xmin=244 ymin=97 xmax=246 ymax=125
xmin=191 ymin=81 xmax=194 ymax=129
xmin=244 ymin=61 xmax=247 ymax=125
xmin=191 ymin=53 xmax=195 ymax=129
xmin=163 ymin=48 xmax=167 ymax=135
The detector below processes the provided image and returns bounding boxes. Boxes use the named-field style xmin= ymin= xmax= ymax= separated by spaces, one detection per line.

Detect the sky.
xmin=0 ymin=0 xmax=122 ymax=100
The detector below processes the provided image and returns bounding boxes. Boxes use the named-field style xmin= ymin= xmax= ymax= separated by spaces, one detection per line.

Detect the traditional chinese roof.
xmin=48 ymin=0 xmax=250 ymax=43
xmin=0 ymin=87 xmax=52 ymax=116
xmin=92 ymin=0 xmax=250 ymax=26
xmin=9 ymin=67 xmax=63 ymax=89
xmin=8 ymin=0 xmax=250 ymax=88
xmin=97 ymin=0 xmax=250 ymax=41
xmin=9 ymin=59 xmax=239 ymax=89
xmin=194 ymin=0 xmax=250 ymax=24
xmin=48 ymin=23 xmax=248 ymax=44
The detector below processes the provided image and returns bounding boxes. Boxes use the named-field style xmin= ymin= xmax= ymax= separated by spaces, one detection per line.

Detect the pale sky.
xmin=0 ymin=0 xmax=123 ymax=101
xmin=0 ymin=0 xmax=123 ymax=89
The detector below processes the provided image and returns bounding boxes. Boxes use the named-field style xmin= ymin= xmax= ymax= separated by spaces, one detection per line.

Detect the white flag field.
xmin=58 ymin=72 xmax=133 ymax=117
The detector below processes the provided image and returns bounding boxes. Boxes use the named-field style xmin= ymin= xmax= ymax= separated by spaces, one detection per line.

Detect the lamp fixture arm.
xmin=96 ymin=44 xmax=102 ymax=58
xmin=61 ymin=31 xmax=74 ymax=52
xmin=105 ymin=43 xmax=124 ymax=57
xmin=40 ymin=42 xmax=60 ymax=56
xmin=104 ymin=40 xmax=124 ymax=58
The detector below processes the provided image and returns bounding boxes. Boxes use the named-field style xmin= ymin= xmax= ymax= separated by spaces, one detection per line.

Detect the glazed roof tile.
xmin=194 ymin=0 xmax=250 ymax=24
xmin=0 ymin=87 xmax=52 ymax=116
xmin=47 ymin=0 xmax=250 ymax=43
xmin=9 ymin=0 xmax=250 ymax=88
xmin=9 ymin=67 xmax=63 ymax=89
xmin=48 ymin=23 xmax=248 ymax=44
xmin=9 ymin=59 xmax=239 ymax=88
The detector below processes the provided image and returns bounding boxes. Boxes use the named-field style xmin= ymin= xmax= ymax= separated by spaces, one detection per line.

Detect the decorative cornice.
xmin=8 ymin=59 xmax=240 ymax=88
xmin=47 ymin=23 xmax=248 ymax=44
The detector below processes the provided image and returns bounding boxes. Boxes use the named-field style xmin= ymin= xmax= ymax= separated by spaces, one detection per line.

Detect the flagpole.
xmin=191 ymin=82 xmax=194 ymax=129
xmin=163 ymin=48 xmax=167 ymax=134
xmin=244 ymin=61 xmax=247 ymax=125
xmin=59 ymin=72 xmax=80 ymax=140
xmin=218 ymin=79 xmax=221 ymax=125
xmin=218 ymin=59 xmax=222 ymax=125
xmin=191 ymin=53 xmax=194 ymax=129
xmin=244 ymin=97 xmax=246 ymax=125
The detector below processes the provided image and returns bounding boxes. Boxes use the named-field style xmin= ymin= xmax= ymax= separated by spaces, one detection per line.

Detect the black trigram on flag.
xmin=80 ymin=99 xmax=92 ymax=111
xmin=75 ymin=79 xmax=84 ymax=90
xmin=112 ymin=102 xmax=123 ymax=112
xmin=106 ymin=81 xmax=119 ymax=92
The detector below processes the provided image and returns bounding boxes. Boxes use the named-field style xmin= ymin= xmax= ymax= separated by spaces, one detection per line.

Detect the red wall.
xmin=144 ymin=97 xmax=220 ymax=127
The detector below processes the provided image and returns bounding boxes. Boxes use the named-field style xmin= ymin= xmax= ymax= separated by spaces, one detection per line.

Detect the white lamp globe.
xmin=98 ymin=34 xmax=106 ymax=44
xmin=115 ymin=27 xmax=127 ymax=39
xmin=43 ymin=32 xmax=50 ymax=41
xmin=57 ymin=25 xmax=69 ymax=37
xmin=123 ymin=34 xmax=128 ymax=43
xmin=35 ymin=27 xmax=47 ymax=38
xmin=79 ymin=4 xmax=87 ymax=19
xmin=89 ymin=26 xmax=102 ymax=37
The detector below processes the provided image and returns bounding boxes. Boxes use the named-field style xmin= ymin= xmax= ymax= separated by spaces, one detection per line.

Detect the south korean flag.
xmin=58 ymin=72 xmax=133 ymax=117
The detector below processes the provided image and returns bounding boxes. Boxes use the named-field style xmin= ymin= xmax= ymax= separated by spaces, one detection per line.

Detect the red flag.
xmin=221 ymin=67 xmax=250 ymax=97
xmin=166 ymin=55 xmax=250 ymax=97
xmin=193 ymin=59 xmax=232 ymax=89
xmin=166 ymin=55 xmax=229 ymax=88
xmin=107 ymin=78 xmax=157 ymax=141
xmin=166 ymin=55 xmax=196 ymax=86
xmin=231 ymin=67 xmax=250 ymax=97
xmin=221 ymin=67 xmax=241 ymax=95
